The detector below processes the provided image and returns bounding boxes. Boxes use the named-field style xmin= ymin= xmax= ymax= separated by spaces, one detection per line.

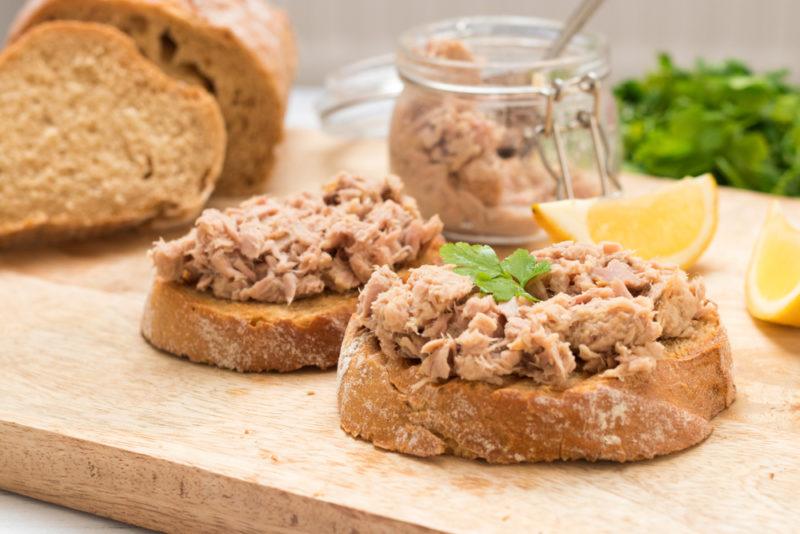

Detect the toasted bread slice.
xmin=141 ymin=238 xmax=443 ymax=372
xmin=0 ymin=21 xmax=226 ymax=247
xmin=337 ymin=317 xmax=736 ymax=463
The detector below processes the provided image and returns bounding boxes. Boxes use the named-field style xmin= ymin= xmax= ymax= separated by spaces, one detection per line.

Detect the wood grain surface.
xmin=0 ymin=129 xmax=798 ymax=533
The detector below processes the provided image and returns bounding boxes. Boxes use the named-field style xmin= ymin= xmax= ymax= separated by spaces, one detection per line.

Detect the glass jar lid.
xmin=316 ymin=54 xmax=402 ymax=138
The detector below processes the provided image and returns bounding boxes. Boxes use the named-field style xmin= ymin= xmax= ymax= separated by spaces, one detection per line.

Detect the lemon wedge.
xmin=745 ymin=202 xmax=800 ymax=327
xmin=532 ymin=174 xmax=718 ymax=268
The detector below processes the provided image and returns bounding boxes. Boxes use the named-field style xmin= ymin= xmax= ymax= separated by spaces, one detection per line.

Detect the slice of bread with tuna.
xmin=337 ymin=242 xmax=736 ymax=463
xmin=0 ymin=21 xmax=226 ymax=246
xmin=141 ymin=173 xmax=444 ymax=372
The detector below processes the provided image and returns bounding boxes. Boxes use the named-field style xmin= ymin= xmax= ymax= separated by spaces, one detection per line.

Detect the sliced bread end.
xmin=0 ymin=21 xmax=226 ymax=246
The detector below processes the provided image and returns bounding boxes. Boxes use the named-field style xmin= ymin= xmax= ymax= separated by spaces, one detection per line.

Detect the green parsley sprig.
xmin=615 ymin=53 xmax=800 ymax=196
xmin=439 ymin=243 xmax=550 ymax=303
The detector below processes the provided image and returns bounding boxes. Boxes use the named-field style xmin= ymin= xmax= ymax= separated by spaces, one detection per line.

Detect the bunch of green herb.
xmin=614 ymin=54 xmax=800 ymax=196
xmin=439 ymin=243 xmax=550 ymax=303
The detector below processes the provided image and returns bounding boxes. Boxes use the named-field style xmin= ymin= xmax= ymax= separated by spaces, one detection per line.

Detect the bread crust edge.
xmin=336 ymin=317 xmax=736 ymax=463
xmin=142 ymin=278 xmax=355 ymax=372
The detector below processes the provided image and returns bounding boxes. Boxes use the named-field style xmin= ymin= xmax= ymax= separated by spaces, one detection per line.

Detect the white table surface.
xmin=0 ymin=88 xmax=323 ymax=534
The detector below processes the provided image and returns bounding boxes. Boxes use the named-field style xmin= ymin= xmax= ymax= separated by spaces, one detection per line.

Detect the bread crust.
xmin=141 ymin=238 xmax=444 ymax=372
xmin=337 ymin=317 xmax=736 ymax=463
xmin=10 ymin=0 xmax=297 ymax=194
xmin=0 ymin=21 xmax=226 ymax=248
xmin=142 ymin=278 xmax=356 ymax=372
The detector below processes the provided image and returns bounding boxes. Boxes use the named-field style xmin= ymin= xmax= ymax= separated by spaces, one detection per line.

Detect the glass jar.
xmin=389 ymin=16 xmax=621 ymax=244
xmin=317 ymin=16 xmax=621 ymax=245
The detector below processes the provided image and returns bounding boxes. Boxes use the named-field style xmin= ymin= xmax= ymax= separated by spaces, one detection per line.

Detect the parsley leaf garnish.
xmin=501 ymin=248 xmax=551 ymax=289
xmin=440 ymin=243 xmax=550 ymax=303
xmin=439 ymin=242 xmax=504 ymax=279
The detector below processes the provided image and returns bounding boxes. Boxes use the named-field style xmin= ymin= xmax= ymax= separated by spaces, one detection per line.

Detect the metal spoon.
xmin=515 ymin=0 xmax=607 ymax=198
xmin=543 ymin=0 xmax=606 ymax=60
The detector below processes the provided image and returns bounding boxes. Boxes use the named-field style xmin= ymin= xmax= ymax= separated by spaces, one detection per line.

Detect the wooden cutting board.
xmin=1 ymin=129 xmax=798 ymax=533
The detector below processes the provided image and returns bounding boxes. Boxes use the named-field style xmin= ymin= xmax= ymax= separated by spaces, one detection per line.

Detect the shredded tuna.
xmin=424 ymin=38 xmax=475 ymax=61
xmin=150 ymin=173 xmax=443 ymax=303
xmin=356 ymin=242 xmax=717 ymax=387
xmin=389 ymin=39 xmax=600 ymax=241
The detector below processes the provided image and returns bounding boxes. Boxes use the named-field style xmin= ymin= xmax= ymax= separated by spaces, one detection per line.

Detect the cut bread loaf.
xmin=0 ymin=21 xmax=226 ymax=247
xmin=10 ymin=0 xmax=297 ymax=195
xmin=141 ymin=239 xmax=444 ymax=373
xmin=337 ymin=317 xmax=736 ymax=463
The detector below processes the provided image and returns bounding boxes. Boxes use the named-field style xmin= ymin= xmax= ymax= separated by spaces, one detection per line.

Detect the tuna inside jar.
xmin=389 ymin=17 xmax=620 ymax=244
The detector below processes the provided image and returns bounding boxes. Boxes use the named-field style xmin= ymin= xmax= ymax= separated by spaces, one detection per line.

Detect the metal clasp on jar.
xmin=536 ymin=72 xmax=621 ymax=200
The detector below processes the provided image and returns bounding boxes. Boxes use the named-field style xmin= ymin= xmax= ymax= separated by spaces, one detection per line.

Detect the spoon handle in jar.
xmin=544 ymin=0 xmax=605 ymax=60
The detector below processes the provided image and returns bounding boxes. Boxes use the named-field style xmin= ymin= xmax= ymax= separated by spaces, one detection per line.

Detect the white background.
xmin=2 ymin=0 xmax=800 ymax=84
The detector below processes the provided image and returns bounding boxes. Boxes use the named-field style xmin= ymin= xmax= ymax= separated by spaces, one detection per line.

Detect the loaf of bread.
xmin=10 ymin=0 xmax=297 ymax=195
xmin=0 ymin=21 xmax=226 ymax=246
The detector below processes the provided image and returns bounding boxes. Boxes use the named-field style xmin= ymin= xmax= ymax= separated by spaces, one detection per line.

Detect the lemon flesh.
xmin=746 ymin=202 xmax=800 ymax=327
xmin=533 ymin=175 xmax=718 ymax=269
xmin=588 ymin=180 xmax=709 ymax=258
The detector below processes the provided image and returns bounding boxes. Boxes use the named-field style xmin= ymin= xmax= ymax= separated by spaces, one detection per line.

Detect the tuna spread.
xmin=150 ymin=173 xmax=443 ymax=303
xmin=356 ymin=242 xmax=716 ymax=386
xmin=389 ymin=39 xmax=600 ymax=241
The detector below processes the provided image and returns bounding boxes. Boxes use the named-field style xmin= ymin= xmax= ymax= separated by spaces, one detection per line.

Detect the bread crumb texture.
xmin=0 ymin=21 xmax=225 ymax=244
xmin=11 ymin=0 xmax=297 ymax=194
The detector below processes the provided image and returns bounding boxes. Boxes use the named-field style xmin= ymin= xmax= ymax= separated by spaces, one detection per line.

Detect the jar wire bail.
xmin=537 ymin=72 xmax=619 ymax=200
